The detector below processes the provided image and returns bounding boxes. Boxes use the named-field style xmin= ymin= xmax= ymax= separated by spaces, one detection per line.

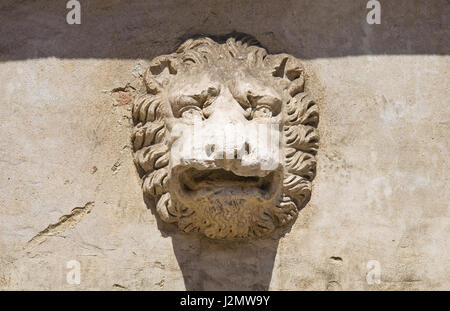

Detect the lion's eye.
xmin=175 ymin=95 xmax=206 ymax=118
xmin=178 ymin=95 xmax=202 ymax=107
xmin=180 ymin=106 xmax=203 ymax=120
xmin=246 ymin=94 xmax=281 ymax=117
xmin=252 ymin=105 xmax=273 ymax=118
xmin=207 ymin=86 xmax=220 ymax=97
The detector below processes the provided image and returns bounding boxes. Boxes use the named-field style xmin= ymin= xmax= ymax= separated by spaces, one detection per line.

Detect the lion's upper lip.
xmin=180 ymin=168 xmax=274 ymax=192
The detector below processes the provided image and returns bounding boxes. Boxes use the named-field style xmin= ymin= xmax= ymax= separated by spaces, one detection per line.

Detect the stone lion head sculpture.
xmin=132 ymin=35 xmax=319 ymax=240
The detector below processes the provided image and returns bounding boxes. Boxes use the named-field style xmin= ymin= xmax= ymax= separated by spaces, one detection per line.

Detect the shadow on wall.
xmin=0 ymin=0 xmax=448 ymax=61
xmin=144 ymin=197 xmax=282 ymax=290
xmin=171 ymin=235 xmax=279 ymax=291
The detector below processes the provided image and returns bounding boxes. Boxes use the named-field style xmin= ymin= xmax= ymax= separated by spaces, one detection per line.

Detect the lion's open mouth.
xmin=179 ymin=168 xmax=274 ymax=193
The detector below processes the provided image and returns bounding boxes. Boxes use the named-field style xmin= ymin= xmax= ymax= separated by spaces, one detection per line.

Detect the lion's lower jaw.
xmin=156 ymin=194 xmax=299 ymax=240
xmin=141 ymin=169 xmax=307 ymax=239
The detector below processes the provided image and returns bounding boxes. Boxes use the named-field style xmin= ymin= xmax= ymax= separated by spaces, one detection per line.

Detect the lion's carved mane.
xmin=131 ymin=36 xmax=319 ymax=239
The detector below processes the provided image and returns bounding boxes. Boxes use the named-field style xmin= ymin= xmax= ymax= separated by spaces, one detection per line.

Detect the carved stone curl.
xmin=132 ymin=36 xmax=319 ymax=240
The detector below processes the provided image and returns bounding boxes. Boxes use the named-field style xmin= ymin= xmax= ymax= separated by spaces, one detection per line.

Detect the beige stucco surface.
xmin=0 ymin=0 xmax=448 ymax=290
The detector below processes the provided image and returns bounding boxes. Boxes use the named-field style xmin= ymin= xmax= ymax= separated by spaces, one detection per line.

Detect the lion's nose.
xmin=201 ymin=121 xmax=279 ymax=176
xmin=204 ymin=138 xmax=259 ymax=176
xmin=170 ymin=120 xmax=281 ymax=175
xmin=204 ymin=141 xmax=250 ymax=159
xmin=204 ymin=88 xmax=248 ymax=123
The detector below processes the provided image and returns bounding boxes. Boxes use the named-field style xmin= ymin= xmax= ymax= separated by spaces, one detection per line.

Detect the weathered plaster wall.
xmin=0 ymin=0 xmax=448 ymax=290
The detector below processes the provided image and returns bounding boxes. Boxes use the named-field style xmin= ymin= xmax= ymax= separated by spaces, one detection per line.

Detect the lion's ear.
xmin=144 ymin=56 xmax=178 ymax=94
xmin=267 ymin=54 xmax=305 ymax=97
